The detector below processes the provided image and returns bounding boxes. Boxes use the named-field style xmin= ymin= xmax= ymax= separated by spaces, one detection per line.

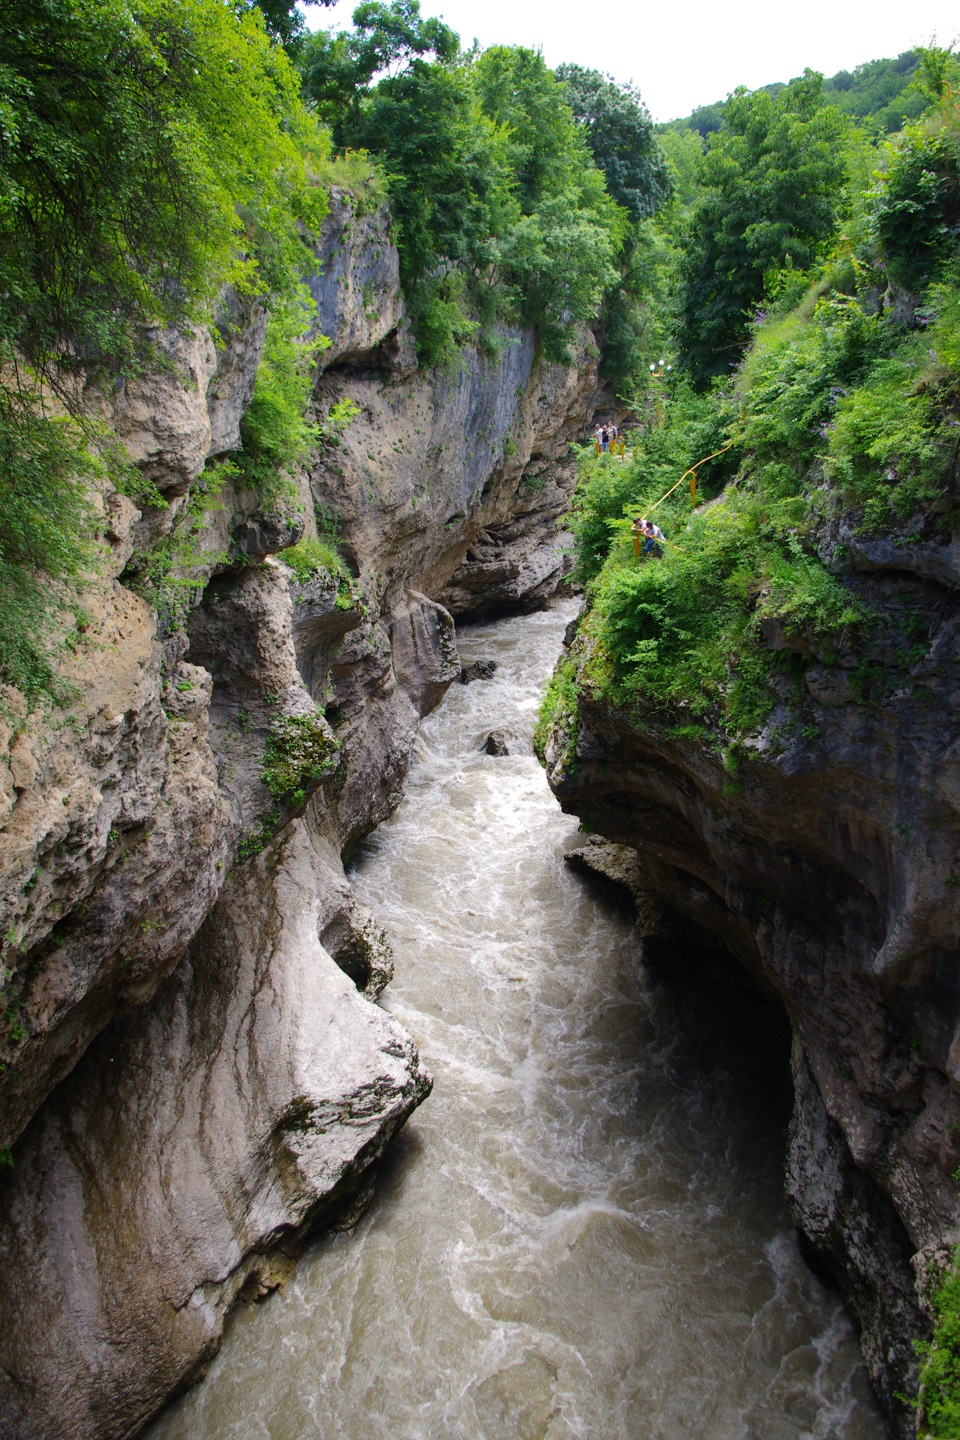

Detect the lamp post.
xmin=649 ymin=359 xmax=672 ymax=427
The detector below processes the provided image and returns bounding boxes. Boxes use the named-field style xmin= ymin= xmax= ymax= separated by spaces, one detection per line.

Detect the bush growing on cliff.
xmin=568 ymin=384 xmax=734 ymax=584
xmin=261 ymin=710 xmax=340 ymax=807
xmin=581 ymin=481 xmax=865 ymax=737
xmin=302 ymin=12 xmax=648 ymax=367
xmin=917 ymin=1252 xmax=960 ymax=1437
xmin=739 ymin=274 xmax=960 ymax=537
xmin=559 ymin=56 xmax=960 ymax=747
xmin=282 ymin=537 xmax=360 ymax=611
xmin=534 ymin=652 xmax=579 ymax=769
xmin=1 ymin=0 xmax=327 ymax=383
xmin=236 ymin=288 xmax=327 ymax=499
xmin=0 ymin=0 xmax=330 ymax=698
xmin=0 ymin=399 xmax=102 ymax=699
xmin=127 ymin=461 xmax=232 ymax=639
xmin=571 ymin=259 xmax=959 ymax=739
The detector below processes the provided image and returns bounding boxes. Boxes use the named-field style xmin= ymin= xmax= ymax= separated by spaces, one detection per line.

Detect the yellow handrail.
xmin=644 ymin=440 xmax=735 ymax=516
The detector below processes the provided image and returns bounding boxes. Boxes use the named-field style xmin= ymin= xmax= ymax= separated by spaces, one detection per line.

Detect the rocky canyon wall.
xmin=0 ymin=188 xmax=606 ymax=1439
xmin=546 ymin=514 xmax=960 ymax=1436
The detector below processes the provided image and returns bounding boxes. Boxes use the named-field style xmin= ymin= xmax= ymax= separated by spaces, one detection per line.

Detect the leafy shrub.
xmin=568 ymin=383 xmax=734 ymax=584
xmin=737 ymin=276 xmax=959 ymax=536
xmin=308 ymin=148 xmax=387 ymax=213
xmin=917 ymin=1252 xmax=960 ymax=1438
xmin=282 ymin=539 xmax=342 ymax=585
xmin=235 ymin=810 xmax=280 ymax=863
xmin=261 ymin=710 xmax=340 ymax=806
xmin=236 ymin=287 xmax=328 ymax=499
xmin=534 ymin=652 xmax=579 ymax=767
xmin=0 ymin=0 xmax=331 ymax=703
xmin=128 ymin=463 xmax=231 ymax=639
xmin=873 ymin=118 xmax=960 ymax=291
xmin=584 ymin=485 xmax=863 ymax=737
xmin=281 ymin=536 xmax=360 ymax=611
xmin=0 ymin=397 xmax=101 ymax=697
xmin=304 ymin=21 xmax=633 ymax=367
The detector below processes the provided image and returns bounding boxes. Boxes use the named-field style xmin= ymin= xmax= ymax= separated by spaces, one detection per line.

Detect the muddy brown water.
xmin=148 ymin=600 xmax=885 ymax=1440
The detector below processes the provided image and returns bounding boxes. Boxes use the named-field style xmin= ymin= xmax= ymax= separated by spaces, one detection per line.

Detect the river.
xmin=148 ymin=600 xmax=885 ymax=1440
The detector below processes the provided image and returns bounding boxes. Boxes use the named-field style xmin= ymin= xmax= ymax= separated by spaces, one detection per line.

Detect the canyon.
xmin=0 ymin=180 xmax=956 ymax=1440
xmin=0 ymin=189 xmax=608 ymax=1440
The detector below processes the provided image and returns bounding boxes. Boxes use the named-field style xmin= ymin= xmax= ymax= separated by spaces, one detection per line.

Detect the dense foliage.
xmin=673 ymin=50 xmax=924 ymax=141
xmin=569 ymin=65 xmax=960 ymax=746
xmin=301 ymin=8 xmax=658 ymax=366
xmin=917 ymin=1253 xmax=960 ymax=1438
xmin=554 ymin=65 xmax=672 ymax=221
xmin=823 ymin=51 xmax=926 ymax=134
xmin=677 ymin=74 xmax=850 ymax=385
xmin=238 ymin=0 xmax=333 ymax=53
xmin=0 ymin=0 xmax=330 ymax=696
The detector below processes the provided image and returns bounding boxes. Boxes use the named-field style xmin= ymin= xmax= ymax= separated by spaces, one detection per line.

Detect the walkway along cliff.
xmin=0 ymin=190 xmax=609 ymax=1440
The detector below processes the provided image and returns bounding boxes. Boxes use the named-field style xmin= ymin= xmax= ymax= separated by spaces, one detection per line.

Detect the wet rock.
xmin=482 ymin=727 xmax=528 ymax=756
xmin=805 ymin=666 xmax=856 ymax=706
xmin=459 ymin=659 xmax=498 ymax=684
xmin=563 ymin=609 xmax=583 ymax=648
xmin=759 ymin=615 xmax=811 ymax=652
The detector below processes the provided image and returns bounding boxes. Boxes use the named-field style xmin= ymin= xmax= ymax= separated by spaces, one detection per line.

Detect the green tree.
xmin=348 ymin=58 xmax=517 ymax=359
xmin=300 ymin=0 xmax=459 ymax=136
xmin=0 ymin=0 xmax=328 ymax=695
xmin=1 ymin=0 xmax=326 ymax=388
xmin=871 ymin=72 xmax=960 ymax=293
xmin=475 ymin=47 xmax=588 ymax=213
xmin=822 ymin=51 xmax=925 ymax=134
xmin=554 ymin=65 xmax=672 ymax=221
xmin=307 ymin=21 xmax=624 ymax=366
xmin=657 ymin=127 xmax=705 ymax=210
xmin=233 ymin=0 xmax=331 ymax=52
xmin=677 ymin=72 xmax=850 ymax=385
xmin=472 ymin=49 xmax=622 ymax=359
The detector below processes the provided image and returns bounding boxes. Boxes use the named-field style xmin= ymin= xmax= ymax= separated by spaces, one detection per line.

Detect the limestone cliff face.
xmin=546 ymin=532 xmax=960 ymax=1435
xmin=0 ymin=189 xmax=604 ymax=1439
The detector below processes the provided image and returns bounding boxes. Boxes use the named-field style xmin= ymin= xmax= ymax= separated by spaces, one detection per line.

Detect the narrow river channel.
xmin=149 ymin=600 xmax=885 ymax=1440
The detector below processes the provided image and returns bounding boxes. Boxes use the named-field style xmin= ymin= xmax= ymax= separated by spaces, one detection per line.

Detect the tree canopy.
xmin=302 ymin=8 xmax=644 ymax=365
xmin=554 ymin=65 xmax=673 ymax=221
xmin=300 ymin=0 xmax=459 ymax=135
xmin=1 ymin=0 xmax=327 ymax=387
xmin=676 ymin=73 xmax=850 ymax=384
xmin=0 ymin=0 xmax=329 ymax=693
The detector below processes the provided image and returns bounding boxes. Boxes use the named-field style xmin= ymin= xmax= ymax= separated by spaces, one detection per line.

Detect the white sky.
xmin=302 ymin=0 xmax=958 ymax=122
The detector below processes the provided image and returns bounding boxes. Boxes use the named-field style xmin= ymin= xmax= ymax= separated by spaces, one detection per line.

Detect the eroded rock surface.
xmin=0 ymin=822 xmax=429 ymax=1440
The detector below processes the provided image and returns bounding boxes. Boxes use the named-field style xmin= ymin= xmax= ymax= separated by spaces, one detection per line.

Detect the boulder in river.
xmin=459 ymin=659 xmax=498 ymax=684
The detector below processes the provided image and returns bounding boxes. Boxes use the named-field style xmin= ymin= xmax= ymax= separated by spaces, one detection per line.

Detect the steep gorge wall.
xmin=547 ymin=523 xmax=960 ymax=1435
xmin=0 ymin=190 xmax=606 ymax=1440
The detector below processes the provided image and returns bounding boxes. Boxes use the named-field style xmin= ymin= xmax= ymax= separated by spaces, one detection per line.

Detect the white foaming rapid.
xmin=148 ymin=601 xmax=885 ymax=1440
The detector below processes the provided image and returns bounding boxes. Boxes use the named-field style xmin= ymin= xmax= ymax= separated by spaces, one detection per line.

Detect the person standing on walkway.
xmin=641 ymin=518 xmax=665 ymax=556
